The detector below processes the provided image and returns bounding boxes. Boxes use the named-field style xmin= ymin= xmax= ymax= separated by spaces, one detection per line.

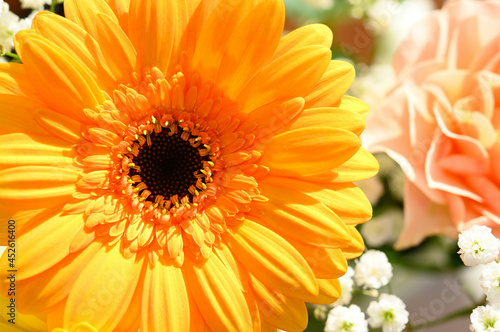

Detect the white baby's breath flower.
xmin=367 ymin=294 xmax=409 ymax=332
xmin=20 ymin=0 xmax=51 ymax=11
xmin=354 ymin=250 xmax=393 ymax=289
xmin=480 ymin=262 xmax=500 ymax=304
xmin=0 ymin=2 xmax=21 ymax=53
xmin=325 ymin=305 xmax=368 ymax=332
xmin=470 ymin=304 xmax=500 ymax=332
xmin=458 ymin=225 xmax=500 ymax=266
xmin=332 ymin=266 xmax=355 ymax=307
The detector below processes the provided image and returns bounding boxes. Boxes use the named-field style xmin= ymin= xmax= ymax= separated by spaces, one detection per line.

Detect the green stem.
xmin=3 ymin=52 xmax=19 ymax=60
xmin=408 ymin=305 xmax=480 ymax=331
xmin=50 ymin=0 xmax=57 ymax=13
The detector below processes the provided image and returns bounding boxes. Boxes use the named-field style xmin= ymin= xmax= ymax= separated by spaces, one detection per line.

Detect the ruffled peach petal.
xmin=95 ymin=13 xmax=137 ymax=83
xmin=0 ymin=95 xmax=48 ymax=136
xmin=304 ymin=60 xmax=355 ymax=108
xmin=273 ymin=24 xmax=332 ymax=60
xmin=16 ymin=240 xmax=103 ymax=313
xmin=216 ymin=0 xmax=284 ymax=98
xmin=141 ymin=261 xmax=189 ymax=332
xmin=0 ymin=133 xmax=73 ymax=169
xmin=257 ymin=182 xmax=350 ymax=248
xmin=261 ymin=127 xmax=360 ymax=177
xmin=183 ymin=255 xmax=252 ymax=331
xmin=236 ymin=45 xmax=331 ymax=112
xmin=16 ymin=35 xmax=104 ymax=123
xmin=395 ymin=180 xmax=457 ymax=250
xmin=64 ymin=0 xmax=119 ymax=40
xmin=32 ymin=11 xmax=116 ymax=91
xmin=288 ymin=107 xmax=366 ymax=136
xmin=250 ymin=275 xmax=307 ymax=332
xmin=0 ymin=166 xmax=80 ymax=211
xmin=226 ymin=219 xmax=318 ymax=300
xmin=64 ymin=244 xmax=145 ymax=332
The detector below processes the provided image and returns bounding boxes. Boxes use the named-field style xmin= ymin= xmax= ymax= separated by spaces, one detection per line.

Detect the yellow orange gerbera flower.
xmin=0 ymin=0 xmax=378 ymax=331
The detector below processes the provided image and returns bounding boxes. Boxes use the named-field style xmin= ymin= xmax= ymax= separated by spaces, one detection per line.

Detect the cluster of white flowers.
xmin=322 ymin=251 xmax=409 ymax=332
xmin=354 ymin=249 xmax=393 ymax=289
xmin=0 ymin=1 xmax=38 ymax=54
xmin=20 ymin=0 xmax=52 ymax=11
xmin=457 ymin=226 xmax=500 ymax=331
xmin=367 ymin=294 xmax=409 ymax=332
xmin=458 ymin=225 xmax=500 ymax=266
xmin=325 ymin=305 xmax=368 ymax=332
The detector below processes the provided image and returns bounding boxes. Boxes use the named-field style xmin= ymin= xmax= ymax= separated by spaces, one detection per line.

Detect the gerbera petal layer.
xmin=0 ymin=0 xmax=378 ymax=329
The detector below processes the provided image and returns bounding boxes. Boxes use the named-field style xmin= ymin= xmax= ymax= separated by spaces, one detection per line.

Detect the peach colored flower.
xmin=365 ymin=0 xmax=500 ymax=249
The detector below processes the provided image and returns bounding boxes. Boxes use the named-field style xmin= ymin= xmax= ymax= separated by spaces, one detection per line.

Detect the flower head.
xmin=0 ymin=0 xmax=378 ymax=330
xmin=355 ymin=250 xmax=393 ymax=289
xmin=364 ymin=0 xmax=500 ymax=249
xmin=325 ymin=304 xmax=368 ymax=332
xmin=367 ymin=294 xmax=409 ymax=332
xmin=470 ymin=304 xmax=500 ymax=332
xmin=481 ymin=262 xmax=500 ymax=303
xmin=459 ymin=225 xmax=500 ymax=266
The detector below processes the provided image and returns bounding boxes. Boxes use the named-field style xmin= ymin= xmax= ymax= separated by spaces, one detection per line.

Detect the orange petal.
xmin=260 ymin=127 xmax=361 ymax=177
xmin=288 ymin=107 xmax=366 ymax=136
xmin=33 ymin=109 xmax=83 ymax=144
xmin=257 ymin=182 xmax=351 ymax=248
xmin=64 ymin=244 xmax=145 ymax=331
xmin=338 ymin=95 xmax=370 ymax=118
xmin=309 ymin=278 xmax=341 ymax=305
xmin=304 ymin=60 xmax=355 ymax=108
xmin=0 ymin=63 xmax=40 ymax=99
xmin=0 ymin=95 xmax=48 ymax=136
xmin=0 ymin=166 xmax=80 ymax=211
xmin=183 ymin=255 xmax=252 ymax=331
xmin=32 ymin=11 xmax=115 ymax=91
xmin=16 ymin=240 xmax=102 ymax=313
xmin=64 ymin=0 xmax=118 ymax=40
xmin=331 ymin=147 xmax=379 ymax=183
xmin=226 ymin=219 xmax=318 ymax=300
xmin=342 ymin=226 xmax=365 ymax=260
xmin=250 ymin=275 xmax=308 ymax=332
xmin=16 ymin=35 xmax=104 ymax=123
xmin=141 ymin=261 xmax=190 ymax=332
xmin=236 ymin=45 xmax=331 ymax=112
xmin=273 ymin=24 xmax=332 ymax=59
xmin=95 ymin=13 xmax=137 ymax=83
xmin=0 ymin=133 xmax=73 ymax=169
xmin=216 ymin=0 xmax=284 ymax=98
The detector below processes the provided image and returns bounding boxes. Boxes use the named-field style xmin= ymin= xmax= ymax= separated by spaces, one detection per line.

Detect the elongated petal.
xmin=236 ymin=45 xmax=331 ymax=112
xmin=141 ymin=261 xmax=190 ymax=332
xmin=261 ymin=127 xmax=361 ymax=177
xmin=226 ymin=219 xmax=318 ymax=300
xmin=0 ymin=95 xmax=48 ymax=136
xmin=64 ymin=244 xmax=145 ymax=332
xmin=257 ymin=182 xmax=350 ymax=248
xmin=273 ymin=24 xmax=333 ymax=59
xmin=183 ymin=255 xmax=252 ymax=331
xmin=288 ymin=107 xmax=366 ymax=136
xmin=64 ymin=0 xmax=118 ymax=40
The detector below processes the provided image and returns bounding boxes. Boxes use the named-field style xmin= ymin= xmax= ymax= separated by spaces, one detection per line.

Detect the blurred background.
xmin=2 ymin=0 xmax=480 ymax=331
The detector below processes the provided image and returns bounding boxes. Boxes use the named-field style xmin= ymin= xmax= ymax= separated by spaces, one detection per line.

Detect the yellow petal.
xmin=236 ymin=45 xmax=331 ymax=112
xmin=32 ymin=11 xmax=115 ymax=91
xmin=64 ymin=0 xmax=118 ymax=40
xmin=226 ymin=219 xmax=318 ymax=300
xmin=250 ymin=275 xmax=307 ymax=332
xmin=288 ymin=107 xmax=366 ymax=136
xmin=0 ymin=63 xmax=40 ymax=99
xmin=141 ymin=261 xmax=190 ymax=332
xmin=0 ymin=95 xmax=48 ymax=136
xmin=183 ymin=255 xmax=252 ymax=331
xmin=0 ymin=133 xmax=73 ymax=169
xmin=34 ymin=109 xmax=83 ymax=144
xmin=304 ymin=60 xmax=355 ymax=108
xmin=261 ymin=127 xmax=361 ymax=177
xmin=273 ymin=24 xmax=333 ymax=60
xmin=64 ymin=244 xmax=145 ymax=332
xmin=338 ymin=95 xmax=370 ymax=118
xmin=216 ymin=0 xmax=284 ymax=98
xmin=0 ymin=166 xmax=80 ymax=210
xmin=332 ymin=147 xmax=379 ymax=183
xmin=309 ymin=278 xmax=341 ymax=305
xmin=342 ymin=226 xmax=365 ymax=259
xmin=257 ymin=182 xmax=351 ymax=248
